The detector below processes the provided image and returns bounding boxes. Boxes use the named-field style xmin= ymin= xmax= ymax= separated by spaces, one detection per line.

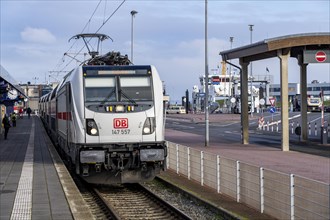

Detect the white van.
xmin=166 ymin=106 xmax=186 ymax=114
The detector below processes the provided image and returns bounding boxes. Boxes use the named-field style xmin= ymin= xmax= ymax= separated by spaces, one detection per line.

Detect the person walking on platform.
xmin=19 ymin=108 xmax=23 ymax=119
xmin=2 ymin=114 xmax=11 ymax=140
xmin=26 ymin=107 xmax=32 ymax=118
xmin=11 ymin=112 xmax=17 ymax=127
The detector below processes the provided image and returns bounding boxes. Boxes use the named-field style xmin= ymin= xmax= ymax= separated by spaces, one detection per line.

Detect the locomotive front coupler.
xmin=141 ymin=162 xmax=147 ymax=172
xmin=118 ymin=154 xmax=125 ymax=171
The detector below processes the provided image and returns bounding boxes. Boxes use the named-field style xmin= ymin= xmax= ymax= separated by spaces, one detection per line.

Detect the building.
xmin=19 ymin=83 xmax=56 ymax=113
xmin=269 ymin=81 xmax=330 ymax=101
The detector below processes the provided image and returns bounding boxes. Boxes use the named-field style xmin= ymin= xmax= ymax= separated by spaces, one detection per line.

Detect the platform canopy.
xmin=0 ymin=65 xmax=27 ymax=100
xmin=219 ymin=32 xmax=330 ymax=151
xmin=220 ymin=32 xmax=330 ymax=63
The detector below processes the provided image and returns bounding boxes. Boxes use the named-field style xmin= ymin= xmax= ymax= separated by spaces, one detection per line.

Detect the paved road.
xmin=165 ymin=113 xmax=330 ymax=183
xmin=166 ymin=113 xmax=330 ymax=157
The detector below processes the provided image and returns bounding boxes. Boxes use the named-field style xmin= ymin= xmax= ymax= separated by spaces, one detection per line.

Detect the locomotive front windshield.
xmin=84 ymin=70 xmax=154 ymax=113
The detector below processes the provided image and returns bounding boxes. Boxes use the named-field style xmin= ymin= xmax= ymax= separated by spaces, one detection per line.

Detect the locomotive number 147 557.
xmin=112 ymin=129 xmax=130 ymax=135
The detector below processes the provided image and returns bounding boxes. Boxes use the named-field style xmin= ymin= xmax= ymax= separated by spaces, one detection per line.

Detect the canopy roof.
xmin=220 ymin=32 xmax=330 ymax=63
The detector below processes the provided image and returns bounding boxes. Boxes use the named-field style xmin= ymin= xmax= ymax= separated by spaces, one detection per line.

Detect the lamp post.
xmin=205 ymin=0 xmax=209 ymax=147
xmin=248 ymin=24 xmax=254 ymax=117
xmin=229 ymin=37 xmax=234 ymax=97
xmin=228 ymin=37 xmax=234 ymax=111
xmin=130 ymin=10 xmax=138 ymax=63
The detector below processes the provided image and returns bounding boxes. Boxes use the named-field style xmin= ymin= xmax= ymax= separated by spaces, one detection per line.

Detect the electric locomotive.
xmin=40 ymin=51 xmax=167 ymax=184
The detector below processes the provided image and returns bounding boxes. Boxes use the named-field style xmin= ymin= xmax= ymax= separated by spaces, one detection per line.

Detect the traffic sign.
xmin=269 ymin=107 xmax=276 ymax=114
xmin=303 ymin=50 xmax=330 ymax=63
xmin=315 ymin=51 xmax=327 ymax=62
xmin=269 ymin=97 xmax=276 ymax=106
xmin=259 ymin=98 xmax=265 ymax=106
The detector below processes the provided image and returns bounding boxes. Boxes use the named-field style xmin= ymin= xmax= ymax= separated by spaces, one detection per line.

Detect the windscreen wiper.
xmin=100 ymin=89 xmax=116 ymax=105
xmin=119 ymin=89 xmax=136 ymax=105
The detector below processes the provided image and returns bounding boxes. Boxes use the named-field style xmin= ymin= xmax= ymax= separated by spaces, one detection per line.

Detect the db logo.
xmin=114 ymin=118 xmax=128 ymax=129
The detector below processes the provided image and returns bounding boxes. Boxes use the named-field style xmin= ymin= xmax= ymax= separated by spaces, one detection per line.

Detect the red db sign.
xmin=114 ymin=118 xmax=128 ymax=129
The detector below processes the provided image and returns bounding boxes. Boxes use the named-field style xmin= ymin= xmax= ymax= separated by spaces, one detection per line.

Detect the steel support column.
xmin=298 ymin=54 xmax=308 ymax=141
xmin=278 ymin=49 xmax=290 ymax=151
xmin=239 ymin=59 xmax=249 ymax=144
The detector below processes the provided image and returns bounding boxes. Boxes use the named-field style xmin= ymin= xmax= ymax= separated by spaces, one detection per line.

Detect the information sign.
xmin=269 ymin=107 xmax=276 ymax=114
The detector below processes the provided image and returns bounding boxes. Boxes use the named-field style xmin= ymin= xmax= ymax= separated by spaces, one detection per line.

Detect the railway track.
xmin=70 ymin=168 xmax=191 ymax=219
xmin=94 ymin=184 xmax=191 ymax=219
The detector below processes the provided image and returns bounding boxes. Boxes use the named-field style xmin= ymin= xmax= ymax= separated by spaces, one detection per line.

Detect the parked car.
xmin=166 ymin=106 xmax=186 ymax=114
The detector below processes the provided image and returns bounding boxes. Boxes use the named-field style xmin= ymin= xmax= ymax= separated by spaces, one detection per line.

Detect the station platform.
xmin=0 ymin=116 xmax=92 ymax=220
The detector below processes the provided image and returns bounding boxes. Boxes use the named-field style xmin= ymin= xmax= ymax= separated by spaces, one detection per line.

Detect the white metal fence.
xmin=166 ymin=141 xmax=330 ymax=220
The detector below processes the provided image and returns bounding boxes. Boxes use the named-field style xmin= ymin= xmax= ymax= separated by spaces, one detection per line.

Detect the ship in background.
xmin=192 ymin=61 xmax=272 ymax=114
xmin=191 ymin=62 xmax=329 ymax=114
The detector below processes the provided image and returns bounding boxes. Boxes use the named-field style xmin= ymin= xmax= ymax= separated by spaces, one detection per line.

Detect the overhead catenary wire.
xmin=52 ymin=0 xmax=103 ymax=73
xmin=52 ymin=0 xmax=126 ymax=76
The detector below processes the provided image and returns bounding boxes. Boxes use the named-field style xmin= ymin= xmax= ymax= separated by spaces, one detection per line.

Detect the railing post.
xmin=315 ymin=123 xmax=317 ymax=136
xmin=308 ymin=122 xmax=311 ymax=136
xmin=267 ymin=121 xmax=270 ymax=131
xmin=236 ymin=161 xmax=240 ymax=202
xmin=166 ymin=141 xmax=170 ymax=170
xmin=176 ymin=144 xmax=179 ymax=174
xmin=201 ymin=151 xmax=204 ymax=186
xmin=217 ymin=155 xmax=220 ymax=193
xmin=260 ymin=167 xmax=264 ymax=213
xmin=187 ymin=147 xmax=191 ymax=180
xmin=291 ymin=121 xmax=294 ymax=134
xmin=290 ymin=174 xmax=295 ymax=220
xmin=276 ymin=121 xmax=279 ymax=132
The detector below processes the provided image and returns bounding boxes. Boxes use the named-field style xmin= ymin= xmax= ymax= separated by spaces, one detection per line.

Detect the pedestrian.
xmin=2 ymin=115 xmax=11 ymax=140
xmin=19 ymin=108 xmax=23 ymax=119
xmin=11 ymin=112 xmax=17 ymax=127
xmin=27 ymin=107 xmax=32 ymax=118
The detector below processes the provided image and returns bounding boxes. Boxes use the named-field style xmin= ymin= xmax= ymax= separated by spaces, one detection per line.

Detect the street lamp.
xmin=229 ymin=37 xmax=234 ymax=97
xmin=130 ymin=10 xmax=138 ymax=63
xmin=248 ymin=24 xmax=254 ymax=117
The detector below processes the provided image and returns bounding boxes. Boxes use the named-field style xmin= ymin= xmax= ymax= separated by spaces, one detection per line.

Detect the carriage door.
xmin=65 ymin=83 xmax=72 ymax=150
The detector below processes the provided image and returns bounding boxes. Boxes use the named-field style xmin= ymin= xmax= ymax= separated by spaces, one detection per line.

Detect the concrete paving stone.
xmin=0 ymin=214 xmax=10 ymax=220
xmin=0 ymin=202 xmax=14 ymax=210
xmin=32 ymin=203 xmax=51 ymax=210
xmin=52 ymin=214 xmax=73 ymax=220
xmin=32 ymin=215 xmax=52 ymax=220
xmin=32 ymin=197 xmax=50 ymax=204
xmin=1 ymin=183 xmax=18 ymax=191
xmin=32 ymin=209 xmax=51 ymax=216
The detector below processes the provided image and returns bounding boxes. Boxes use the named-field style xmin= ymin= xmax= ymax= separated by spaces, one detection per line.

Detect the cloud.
xmin=20 ymin=27 xmax=56 ymax=44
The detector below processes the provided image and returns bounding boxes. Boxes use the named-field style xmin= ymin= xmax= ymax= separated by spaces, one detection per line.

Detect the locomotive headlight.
xmin=142 ymin=117 xmax=155 ymax=135
xmin=90 ymin=128 xmax=98 ymax=135
xmin=143 ymin=127 xmax=151 ymax=134
xmin=86 ymin=119 xmax=99 ymax=136
xmin=115 ymin=105 xmax=125 ymax=112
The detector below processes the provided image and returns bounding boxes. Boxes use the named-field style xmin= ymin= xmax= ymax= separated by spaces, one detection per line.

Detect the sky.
xmin=1 ymin=0 xmax=330 ymax=102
